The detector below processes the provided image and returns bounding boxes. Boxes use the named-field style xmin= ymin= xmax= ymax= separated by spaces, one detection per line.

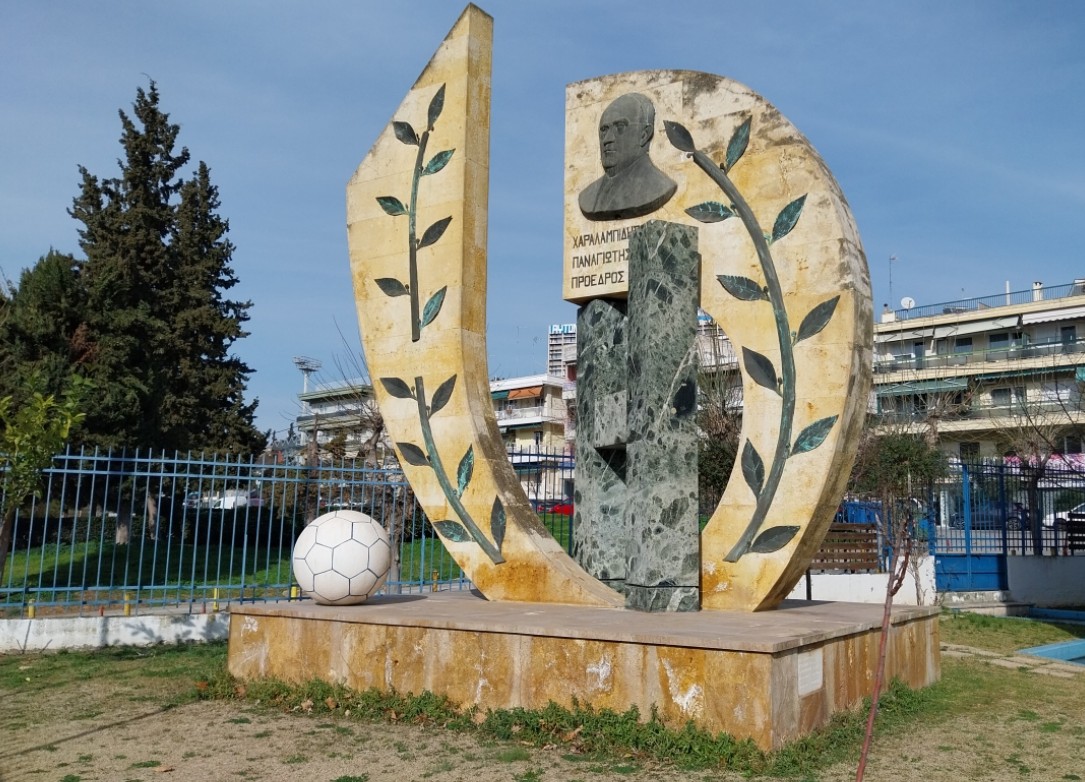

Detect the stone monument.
xmin=227 ymin=5 xmax=939 ymax=750
xmin=563 ymin=70 xmax=873 ymax=611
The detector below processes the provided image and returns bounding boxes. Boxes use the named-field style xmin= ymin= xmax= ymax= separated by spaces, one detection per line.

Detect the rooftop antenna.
xmin=888 ymin=254 xmax=897 ymax=308
xmin=292 ymin=356 xmax=322 ymax=394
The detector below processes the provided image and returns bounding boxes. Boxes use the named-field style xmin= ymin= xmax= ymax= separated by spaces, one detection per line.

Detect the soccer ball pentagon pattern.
xmin=292 ymin=510 xmax=392 ymax=605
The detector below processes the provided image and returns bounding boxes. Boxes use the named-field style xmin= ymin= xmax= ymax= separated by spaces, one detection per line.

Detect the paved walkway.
xmin=942 ymin=643 xmax=1085 ymax=677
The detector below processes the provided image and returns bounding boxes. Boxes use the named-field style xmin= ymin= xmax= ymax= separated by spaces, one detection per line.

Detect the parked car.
xmin=1042 ymin=502 xmax=1081 ymax=530
xmin=949 ymin=508 xmax=1007 ymax=530
xmin=211 ymin=489 xmax=263 ymax=510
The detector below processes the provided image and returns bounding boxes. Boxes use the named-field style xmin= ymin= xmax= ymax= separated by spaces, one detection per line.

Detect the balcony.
xmin=494 ymin=405 xmax=565 ymax=427
xmin=875 ymin=336 xmax=1085 ymax=376
xmin=871 ymin=397 xmax=1085 ymax=430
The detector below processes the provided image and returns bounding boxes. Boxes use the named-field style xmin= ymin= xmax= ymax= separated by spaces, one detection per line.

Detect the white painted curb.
xmin=0 ymin=611 xmax=229 ymax=652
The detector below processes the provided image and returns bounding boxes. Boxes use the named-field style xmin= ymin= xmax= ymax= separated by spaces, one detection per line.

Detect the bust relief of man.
xmin=578 ymin=92 xmax=677 ymax=222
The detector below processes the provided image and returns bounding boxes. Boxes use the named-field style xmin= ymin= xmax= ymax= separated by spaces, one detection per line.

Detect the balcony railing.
xmin=888 ymin=281 xmax=1085 ymax=322
xmin=875 ymin=336 xmax=1085 ymax=374
xmin=494 ymin=405 xmax=564 ymax=424
xmin=873 ymin=397 xmax=1084 ymax=426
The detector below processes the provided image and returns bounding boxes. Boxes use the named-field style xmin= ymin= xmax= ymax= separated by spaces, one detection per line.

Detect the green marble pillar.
xmin=573 ymin=221 xmax=701 ymax=611
xmin=572 ymin=297 xmax=628 ymax=588
xmin=624 ymin=221 xmax=701 ymax=612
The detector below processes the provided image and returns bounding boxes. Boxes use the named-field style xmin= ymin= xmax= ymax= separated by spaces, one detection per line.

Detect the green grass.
xmin=940 ymin=610 xmax=1085 ymax=653
xmin=4 ymin=539 xmax=296 ymax=607
xmin=19 ymin=594 xmax=1084 ymax=777
xmin=190 ymin=611 xmax=1085 ymax=777
xmin=0 ymin=640 xmax=227 ymax=703
xmin=8 ymin=614 xmax=1082 ymax=781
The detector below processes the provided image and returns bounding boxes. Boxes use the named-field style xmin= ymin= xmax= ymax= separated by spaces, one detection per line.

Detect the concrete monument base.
xmin=228 ymin=592 xmax=939 ymax=750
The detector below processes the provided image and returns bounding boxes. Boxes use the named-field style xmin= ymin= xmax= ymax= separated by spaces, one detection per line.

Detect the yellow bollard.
xmin=290 ymin=585 xmax=300 ymax=600
xmin=124 ymin=593 xmax=132 ymax=617
xmin=27 ymin=599 xmax=35 ymax=619
xmin=212 ymin=588 xmax=220 ymax=613
xmin=431 ymin=570 xmax=439 ymax=592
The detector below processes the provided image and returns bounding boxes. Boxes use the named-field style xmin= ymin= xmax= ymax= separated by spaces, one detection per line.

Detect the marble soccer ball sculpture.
xmin=292 ymin=510 xmax=392 ymax=605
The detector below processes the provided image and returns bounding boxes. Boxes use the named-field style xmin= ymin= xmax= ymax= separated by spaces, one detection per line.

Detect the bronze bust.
xmin=578 ymin=93 xmax=677 ymax=221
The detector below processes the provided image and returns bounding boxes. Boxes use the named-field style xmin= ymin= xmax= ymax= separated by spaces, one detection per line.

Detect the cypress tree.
xmin=65 ymin=81 xmax=262 ymax=452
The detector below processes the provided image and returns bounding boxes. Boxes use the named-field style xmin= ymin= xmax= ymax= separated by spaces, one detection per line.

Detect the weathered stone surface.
xmin=228 ymin=594 xmax=941 ymax=751
xmin=624 ymin=221 xmax=700 ymax=612
xmin=563 ymin=71 xmax=872 ymax=611
xmin=347 ymin=6 xmax=621 ymax=608
xmin=573 ymin=297 xmax=628 ymax=587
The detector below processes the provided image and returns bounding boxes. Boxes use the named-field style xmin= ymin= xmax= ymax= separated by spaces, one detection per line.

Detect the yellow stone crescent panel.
xmin=346 ymin=5 xmax=621 ymax=608
xmin=563 ymin=71 xmax=873 ymax=611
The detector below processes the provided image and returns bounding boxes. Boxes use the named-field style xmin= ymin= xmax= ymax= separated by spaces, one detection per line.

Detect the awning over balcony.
xmin=875 ymin=327 xmax=933 ymax=344
xmin=977 ymin=367 xmax=1049 ymax=383
xmin=508 ymin=386 xmax=542 ymax=400
xmin=491 ymin=389 xmax=509 ymax=400
xmin=1021 ymin=305 xmax=1085 ymax=325
xmin=875 ymin=378 xmax=969 ymax=397
xmin=931 ymin=317 xmax=1020 ymax=339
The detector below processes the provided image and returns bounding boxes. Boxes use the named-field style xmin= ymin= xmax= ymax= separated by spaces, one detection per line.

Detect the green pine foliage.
xmin=0 ymin=250 xmax=87 ymax=398
xmin=3 ymin=82 xmax=263 ymax=454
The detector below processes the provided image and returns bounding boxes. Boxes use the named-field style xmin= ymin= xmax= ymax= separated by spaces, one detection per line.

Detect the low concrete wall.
xmin=1007 ymin=556 xmax=1085 ymax=607
xmin=0 ymin=612 xmax=229 ymax=652
xmin=786 ymin=556 xmax=937 ymax=606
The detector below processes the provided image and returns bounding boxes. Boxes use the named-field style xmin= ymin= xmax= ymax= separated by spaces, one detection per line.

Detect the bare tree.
xmin=696 ymin=323 xmax=743 ymax=508
xmin=848 ymin=430 xmax=947 ymax=782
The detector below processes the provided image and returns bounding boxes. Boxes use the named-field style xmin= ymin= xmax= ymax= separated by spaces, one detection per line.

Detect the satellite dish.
xmin=901 ymin=296 xmax=916 ymax=310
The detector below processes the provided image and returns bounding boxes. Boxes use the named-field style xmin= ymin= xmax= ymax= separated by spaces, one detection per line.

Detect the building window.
xmin=954 ymin=336 xmax=973 ymax=354
xmin=988 ymin=332 xmax=1009 ymax=352
xmin=990 ymin=386 xmax=1024 ymax=408
xmin=1063 ymin=434 xmax=1083 ymax=454
xmin=959 ymin=442 xmax=980 ymax=461
xmin=1062 ymin=325 xmax=1078 ymax=352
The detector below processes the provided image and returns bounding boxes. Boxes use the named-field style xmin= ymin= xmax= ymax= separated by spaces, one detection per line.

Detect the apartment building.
xmin=294 ymin=379 xmax=387 ymax=462
xmin=294 ymin=372 xmax=568 ymax=461
xmin=873 ymin=280 xmax=1085 ymax=459
xmin=547 ymin=324 xmax=578 ymax=376
xmin=490 ymin=374 xmax=568 ymax=452
xmin=295 ymin=278 xmax=1085 ymax=470
xmin=557 ymin=282 xmax=1085 ymax=461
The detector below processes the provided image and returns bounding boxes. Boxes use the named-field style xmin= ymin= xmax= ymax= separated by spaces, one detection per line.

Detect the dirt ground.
xmin=2 ymin=646 xmax=1084 ymax=782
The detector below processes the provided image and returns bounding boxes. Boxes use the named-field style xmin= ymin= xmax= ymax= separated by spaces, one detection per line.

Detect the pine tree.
xmin=65 ymin=81 xmax=262 ymax=452
xmin=168 ymin=162 xmax=261 ymax=452
xmin=0 ymin=250 xmax=88 ymax=402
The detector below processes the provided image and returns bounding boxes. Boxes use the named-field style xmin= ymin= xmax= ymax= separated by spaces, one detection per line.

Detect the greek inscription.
xmin=569 ymin=270 xmax=626 ymax=289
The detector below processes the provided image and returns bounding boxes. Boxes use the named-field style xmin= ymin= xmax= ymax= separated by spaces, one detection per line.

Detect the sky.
xmin=3 ymin=1 xmax=1085 ymax=439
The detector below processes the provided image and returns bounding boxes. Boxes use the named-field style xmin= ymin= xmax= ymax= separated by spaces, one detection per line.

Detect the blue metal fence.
xmin=929 ymin=460 xmax=1083 ymax=556
xmin=5 ymin=449 xmax=1083 ymax=614
xmin=1 ymin=446 xmax=575 ymax=616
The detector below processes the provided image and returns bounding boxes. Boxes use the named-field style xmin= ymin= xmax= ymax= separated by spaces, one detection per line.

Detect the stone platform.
xmin=228 ymin=592 xmax=939 ymax=750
